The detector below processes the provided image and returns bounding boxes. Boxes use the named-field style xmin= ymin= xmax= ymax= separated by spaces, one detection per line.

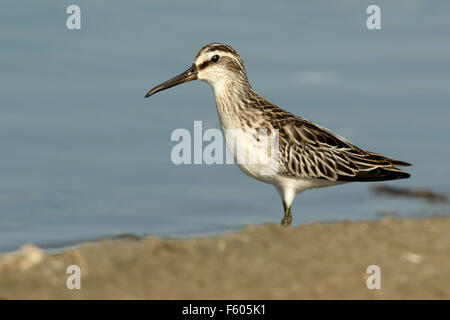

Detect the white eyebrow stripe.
xmin=195 ymin=51 xmax=244 ymax=70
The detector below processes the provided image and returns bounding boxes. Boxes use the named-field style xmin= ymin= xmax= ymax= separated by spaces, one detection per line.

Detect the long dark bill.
xmin=145 ymin=64 xmax=198 ymax=98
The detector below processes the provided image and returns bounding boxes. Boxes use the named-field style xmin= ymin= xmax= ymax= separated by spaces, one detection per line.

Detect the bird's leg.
xmin=281 ymin=201 xmax=292 ymax=227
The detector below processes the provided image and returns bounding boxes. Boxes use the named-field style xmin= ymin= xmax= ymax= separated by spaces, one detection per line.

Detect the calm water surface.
xmin=1 ymin=0 xmax=449 ymax=252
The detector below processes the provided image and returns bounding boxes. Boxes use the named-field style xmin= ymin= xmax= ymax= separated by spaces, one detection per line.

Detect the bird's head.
xmin=145 ymin=43 xmax=248 ymax=98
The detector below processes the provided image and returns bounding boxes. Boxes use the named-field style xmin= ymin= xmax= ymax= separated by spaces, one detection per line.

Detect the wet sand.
xmin=0 ymin=216 xmax=449 ymax=299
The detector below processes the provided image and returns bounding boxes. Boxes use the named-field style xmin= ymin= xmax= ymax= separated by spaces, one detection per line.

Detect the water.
xmin=1 ymin=0 xmax=449 ymax=253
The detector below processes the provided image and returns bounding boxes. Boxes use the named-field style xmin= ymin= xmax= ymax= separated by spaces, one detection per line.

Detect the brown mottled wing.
xmin=266 ymin=110 xmax=411 ymax=182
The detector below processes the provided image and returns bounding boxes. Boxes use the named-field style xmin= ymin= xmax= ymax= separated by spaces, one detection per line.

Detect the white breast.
xmin=218 ymin=113 xmax=279 ymax=184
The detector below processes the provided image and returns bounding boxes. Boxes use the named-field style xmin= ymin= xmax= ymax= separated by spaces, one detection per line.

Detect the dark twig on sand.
xmin=373 ymin=185 xmax=450 ymax=204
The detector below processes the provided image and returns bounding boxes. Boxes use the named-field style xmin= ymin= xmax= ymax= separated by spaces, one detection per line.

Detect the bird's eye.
xmin=211 ymin=55 xmax=220 ymax=63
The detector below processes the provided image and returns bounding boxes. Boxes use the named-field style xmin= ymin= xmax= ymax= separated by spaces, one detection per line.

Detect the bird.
xmin=145 ymin=43 xmax=411 ymax=227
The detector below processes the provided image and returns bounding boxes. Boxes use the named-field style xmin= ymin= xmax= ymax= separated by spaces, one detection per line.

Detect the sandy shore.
xmin=0 ymin=216 xmax=449 ymax=299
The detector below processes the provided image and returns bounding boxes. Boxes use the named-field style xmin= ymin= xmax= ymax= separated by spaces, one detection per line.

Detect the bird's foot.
xmin=280 ymin=216 xmax=292 ymax=227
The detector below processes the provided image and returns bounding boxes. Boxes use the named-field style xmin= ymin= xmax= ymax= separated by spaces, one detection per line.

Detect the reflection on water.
xmin=1 ymin=0 xmax=449 ymax=252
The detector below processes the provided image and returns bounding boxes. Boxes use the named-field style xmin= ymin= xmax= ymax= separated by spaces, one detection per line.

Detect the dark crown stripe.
xmin=195 ymin=43 xmax=238 ymax=60
xmin=205 ymin=44 xmax=237 ymax=55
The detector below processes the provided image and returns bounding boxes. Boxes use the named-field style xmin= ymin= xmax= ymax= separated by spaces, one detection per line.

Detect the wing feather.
xmin=268 ymin=109 xmax=411 ymax=182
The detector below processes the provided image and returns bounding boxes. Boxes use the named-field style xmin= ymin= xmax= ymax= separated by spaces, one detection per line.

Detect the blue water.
xmin=1 ymin=0 xmax=449 ymax=252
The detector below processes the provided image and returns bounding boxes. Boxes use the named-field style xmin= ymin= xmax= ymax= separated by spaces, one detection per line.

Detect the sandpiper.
xmin=145 ymin=43 xmax=411 ymax=227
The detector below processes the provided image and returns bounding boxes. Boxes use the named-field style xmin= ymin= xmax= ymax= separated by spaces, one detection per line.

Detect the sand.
xmin=0 ymin=216 xmax=449 ymax=299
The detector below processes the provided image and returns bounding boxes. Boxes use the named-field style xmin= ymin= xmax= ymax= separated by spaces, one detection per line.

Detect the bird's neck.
xmin=211 ymin=77 xmax=260 ymax=128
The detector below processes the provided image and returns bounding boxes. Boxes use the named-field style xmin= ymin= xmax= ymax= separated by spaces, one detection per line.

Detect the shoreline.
xmin=1 ymin=216 xmax=449 ymax=299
